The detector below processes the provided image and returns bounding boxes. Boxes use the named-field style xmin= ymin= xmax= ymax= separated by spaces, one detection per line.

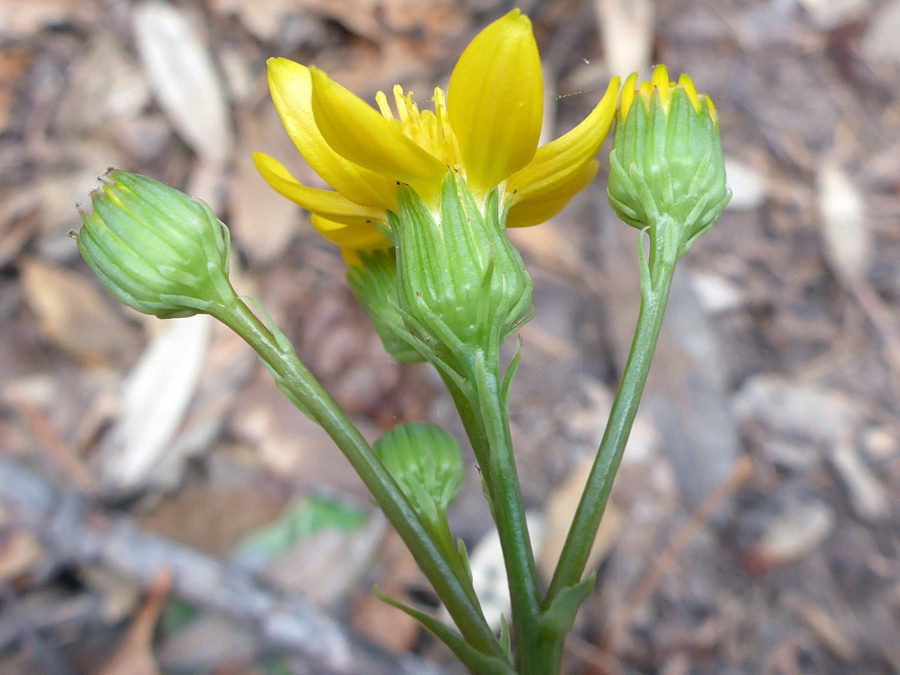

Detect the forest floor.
xmin=1 ymin=0 xmax=899 ymax=673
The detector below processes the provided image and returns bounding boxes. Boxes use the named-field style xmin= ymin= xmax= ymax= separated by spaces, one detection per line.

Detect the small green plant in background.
xmin=76 ymin=9 xmax=728 ymax=674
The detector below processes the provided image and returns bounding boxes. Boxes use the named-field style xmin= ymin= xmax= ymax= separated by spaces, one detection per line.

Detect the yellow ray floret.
xmin=619 ymin=64 xmax=717 ymax=122
xmin=506 ymin=76 xmax=620 ymax=227
xmin=256 ymin=9 xmax=620 ymax=256
xmin=447 ymin=9 xmax=544 ymax=198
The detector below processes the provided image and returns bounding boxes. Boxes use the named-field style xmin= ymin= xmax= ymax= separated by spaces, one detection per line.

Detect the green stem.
xmin=429 ymin=514 xmax=483 ymax=612
xmin=545 ymin=231 xmax=678 ymax=604
xmin=216 ymin=296 xmax=504 ymax=662
xmin=469 ymin=352 xmax=544 ymax=674
xmin=441 ymin=373 xmax=493 ymax=491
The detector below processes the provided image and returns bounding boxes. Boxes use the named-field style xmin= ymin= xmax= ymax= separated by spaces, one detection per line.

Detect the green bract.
xmin=77 ymin=171 xmax=235 ymax=319
xmin=608 ymin=65 xmax=730 ymax=259
xmin=346 ymin=248 xmax=424 ymax=363
xmin=391 ymin=171 xmax=533 ymax=373
xmin=374 ymin=422 xmax=465 ymax=527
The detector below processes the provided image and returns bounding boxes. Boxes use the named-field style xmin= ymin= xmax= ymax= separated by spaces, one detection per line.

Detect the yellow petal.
xmin=311 ymin=214 xmax=393 ymax=250
xmin=620 ymin=72 xmax=639 ymax=118
xmin=448 ymin=9 xmax=543 ymax=196
xmin=651 ymin=64 xmax=671 ymax=106
xmin=267 ymin=58 xmax=397 ymax=210
xmin=705 ymin=95 xmax=718 ymax=124
xmin=506 ymin=76 xmax=619 ymax=206
xmin=506 ymin=160 xmax=599 ymax=228
xmin=308 ymin=68 xmax=447 ymax=190
xmin=677 ymin=73 xmax=700 ymax=112
xmin=253 ymin=152 xmax=384 ymax=226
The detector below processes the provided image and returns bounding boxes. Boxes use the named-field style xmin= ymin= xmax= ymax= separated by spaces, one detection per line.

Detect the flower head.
xmin=392 ymin=172 xmax=533 ymax=371
xmin=254 ymin=9 xmax=620 ymax=256
xmin=77 ymin=171 xmax=235 ymax=319
xmin=608 ymin=65 xmax=729 ymax=258
xmin=374 ymin=422 xmax=465 ymax=529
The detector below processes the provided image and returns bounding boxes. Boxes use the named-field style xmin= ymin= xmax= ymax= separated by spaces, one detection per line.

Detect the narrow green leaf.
xmin=375 ymin=586 xmax=514 ymax=675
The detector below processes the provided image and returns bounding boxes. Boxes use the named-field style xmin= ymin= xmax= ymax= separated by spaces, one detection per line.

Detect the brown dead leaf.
xmin=10 ymin=395 xmax=96 ymax=489
xmin=0 ymin=189 xmax=40 ymax=268
xmin=0 ymin=48 xmax=34 ymax=134
xmin=753 ymin=499 xmax=835 ymax=567
xmin=133 ymin=2 xmax=233 ymax=165
xmin=98 ymin=568 xmax=171 ymax=675
xmin=52 ymin=35 xmax=150 ymax=137
xmin=817 ymin=160 xmax=870 ymax=284
xmin=20 ymin=257 xmax=139 ymax=366
xmin=99 ymin=316 xmax=212 ymax=493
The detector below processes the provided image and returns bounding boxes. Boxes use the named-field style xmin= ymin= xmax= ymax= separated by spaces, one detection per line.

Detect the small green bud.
xmin=345 ymin=248 xmax=424 ymax=363
xmin=608 ymin=65 xmax=730 ymax=258
xmin=374 ymin=422 xmax=465 ymax=526
xmin=391 ymin=171 xmax=533 ymax=372
xmin=76 ymin=170 xmax=235 ymax=319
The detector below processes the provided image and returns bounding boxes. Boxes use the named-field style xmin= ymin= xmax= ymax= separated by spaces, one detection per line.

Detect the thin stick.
xmin=0 ymin=457 xmax=447 ymax=675
xmin=11 ymin=399 xmax=95 ymax=490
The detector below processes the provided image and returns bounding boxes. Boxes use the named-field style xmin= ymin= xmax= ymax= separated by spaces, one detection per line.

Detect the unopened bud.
xmin=608 ymin=65 xmax=730 ymax=258
xmin=374 ymin=422 xmax=465 ymax=526
xmin=77 ymin=171 xmax=235 ymax=319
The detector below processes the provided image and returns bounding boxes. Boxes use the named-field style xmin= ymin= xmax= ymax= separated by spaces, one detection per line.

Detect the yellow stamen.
xmin=375 ymin=91 xmax=394 ymax=120
xmin=373 ymin=84 xmax=463 ymax=172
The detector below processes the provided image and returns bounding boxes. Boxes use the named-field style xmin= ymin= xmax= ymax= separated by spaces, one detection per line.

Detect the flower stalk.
xmin=470 ymin=351 xmax=543 ymax=672
xmin=545 ymin=230 xmax=677 ymax=603
xmin=547 ymin=62 xmax=729 ymax=621
xmin=215 ymin=296 xmax=507 ymax=662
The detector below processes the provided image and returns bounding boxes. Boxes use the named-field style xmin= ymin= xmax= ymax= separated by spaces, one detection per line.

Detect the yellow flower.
xmin=253 ymin=9 xmax=620 ymax=256
xmin=608 ymin=65 xmax=729 ymax=258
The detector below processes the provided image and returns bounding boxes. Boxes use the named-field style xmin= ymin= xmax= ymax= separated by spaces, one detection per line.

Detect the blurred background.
xmin=1 ymin=0 xmax=899 ymax=673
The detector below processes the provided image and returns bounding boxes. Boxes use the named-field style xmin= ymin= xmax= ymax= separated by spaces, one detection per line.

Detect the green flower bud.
xmin=346 ymin=248 xmax=424 ymax=363
xmin=391 ymin=171 xmax=533 ymax=373
xmin=76 ymin=170 xmax=235 ymax=319
xmin=374 ymin=422 xmax=465 ymax=527
xmin=608 ymin=65 xmax=730 ymax=258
